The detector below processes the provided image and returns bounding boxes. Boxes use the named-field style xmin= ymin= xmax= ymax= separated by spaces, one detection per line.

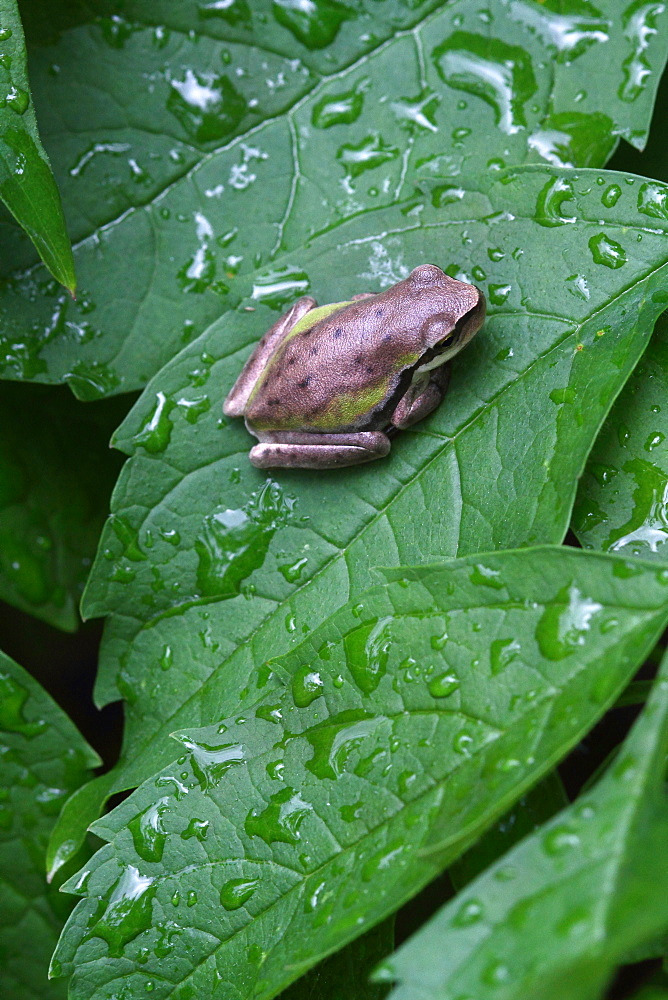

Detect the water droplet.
xmin=535 ymin=584 xmax=603 ymax=660
xmin=0 ymin=672 xmax=45 ymax=737
xmin=452 ymin=898 xmax=484 ymax=926
xmin=336 ymin=134 xmax=399 ymax=178
xmin=361 ymin=840 xmax=405 ymax=882
xmin=292 ymin=665 xmax=324 ymax=707
xmin=278 ymin=556 xmax=308 ymax=583
xmin=343 ymin=617 xmax=392 ymax=693
xmin=273 ymin=0 xmax=353 ymax=49
xmin=4 ymin=85 xmax=29 ymax=114
xmin=428 ymin=672 xmax=460 ymax=698
xmin=220 ymin=876 xmax=259 ymax=910
xmin=392 ymin=91 xmax=440 ymax=133
xmin=181 ymin=817 xmax=210 ymax=841
xmin=470 ymin=563 xmax=504 ymax=589
xmin=132 ymin=392 xmax=175 ymax=453
xmin=543 ymin=824 xmax=580 ymax=855
xmin=84 ymin=865 xmax=156 ymax=958
xmin=129 ymin=798 xmax=170 ymax=862
xmin=245 ymin=787 xmax=311 ymax=844
xmin=305 ymin=710 xmax=385 ymax=779
xmin=312 ymin=87 xmax=364 ymax=127
xmin=432 ymin=32 xmax=536 ymax=134
xmin=198 ymin=0 xmax=252 ymax=27
xmin=644 ymin=431 xmax=665 ymax=452
xmin=619 ymin=1 xmax=662 ymax=102
xmin=589 ymin=233 xmax=626 ymax=269
xmin=637 ymin=180 xmax=668 ymax=220
xmin=251 ymin=266 xmax=310 ymax=308
xmin=167 ymin=69 xmax=247 ymax=145
xmin=482 ymin=961 xmax=511 ymax=986
xmin=605 ymin=458 xmax=668 ymax=555
xmin=602 ymin=183 xmax=622 ymax=207
xmin=196 ymin=481 xmax=295 ymax=598
xmin=490 ymin=637 xmax=520 ymax=675
xmin=174 ymin=735 xmax=245 ymax=789
xmin=535 ymin=175 xmax=576 ymax=227
xmin=488 ymin=283 xmax=511 ymax=305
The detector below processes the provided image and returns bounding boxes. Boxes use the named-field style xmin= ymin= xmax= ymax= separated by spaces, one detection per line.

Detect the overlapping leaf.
xmin=54 ymin=548 xmax=668 ymax=999
xmin=381 ymin=647 xmax=668 ymax=1000
xmin=0 ymin=650 xmax=99 ymax=999
xmin=573 ymin=309 xmax=668 ymax=562
xmin=0 ymin=0 xmax=75 ymax=290
xmin=0 ymin=384 xmax=126 ymax=629
xmin=73 ymin=166 xmax=668 ymax=805
xmin=1 ymin=0 xmax=667 ymax=392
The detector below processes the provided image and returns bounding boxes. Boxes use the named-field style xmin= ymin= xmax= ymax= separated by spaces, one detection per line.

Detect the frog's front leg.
xmin=248 ymin=431 xmax=390 ymax=470
xmin=391 ymin=364 xmax=450 ymax=429
xmin=224 ymin=295 xmax=317 ymax=417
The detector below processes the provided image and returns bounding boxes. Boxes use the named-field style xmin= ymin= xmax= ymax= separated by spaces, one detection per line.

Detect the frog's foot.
xmin=249 ymin=431 xmax=390 ymax=469
xmin=391 ymin=366 xmax=450 ymax=429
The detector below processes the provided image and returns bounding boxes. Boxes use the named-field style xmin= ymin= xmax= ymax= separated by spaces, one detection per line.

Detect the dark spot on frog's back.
xmin=298 ymin=377 xmax=311 ymax=389
xmin=268 ymin=398 xmax=280 ymax=406
xmin=376 ymin=308 xmax=383 ymax=317
xmin=333 ymin=328 xmax=342 ymax=339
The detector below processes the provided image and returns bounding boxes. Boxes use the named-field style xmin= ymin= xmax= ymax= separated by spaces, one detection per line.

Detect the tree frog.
xmin=224 ymin=264 xmax=485 ymax=469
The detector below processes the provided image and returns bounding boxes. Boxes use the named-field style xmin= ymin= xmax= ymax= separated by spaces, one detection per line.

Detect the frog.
xmin=224 ymin=264 xmax=485 ymax=469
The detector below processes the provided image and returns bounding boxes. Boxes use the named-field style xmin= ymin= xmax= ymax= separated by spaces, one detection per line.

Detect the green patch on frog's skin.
xmin=289 ymin=300 xmax=353 ymax=336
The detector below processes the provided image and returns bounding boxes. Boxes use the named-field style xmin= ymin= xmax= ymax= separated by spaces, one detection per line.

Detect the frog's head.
xmin=408 ymin=264 xmax=486 ymax=363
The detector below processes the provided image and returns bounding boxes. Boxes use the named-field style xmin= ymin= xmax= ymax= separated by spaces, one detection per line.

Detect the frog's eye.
xmin=409 ymin=263 xmax=445 ymax=286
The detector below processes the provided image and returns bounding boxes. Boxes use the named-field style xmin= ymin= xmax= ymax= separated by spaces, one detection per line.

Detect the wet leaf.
xmin=53 ymin=548 xmax=668 ymax=999
xmin=67 ymin=165 xmax=668 ymax=809
xmin=1 ymin=0 xmax=667 ymax=392
xmin=380 ymin=646 xmax=668 ymax=1000
xmin=0 ymin=649 xmax=99 ymax=999
xmin=0 ymin=0 xmax=75 ymax=291
xmin=573 ymin=313 xmax=668 ymax=561
xmin=0 ymin=385 xmax=126 ymax=630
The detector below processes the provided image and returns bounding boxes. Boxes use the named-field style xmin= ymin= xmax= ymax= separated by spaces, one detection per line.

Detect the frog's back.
xmin=245 ymin=266 xmax=478 ymax=433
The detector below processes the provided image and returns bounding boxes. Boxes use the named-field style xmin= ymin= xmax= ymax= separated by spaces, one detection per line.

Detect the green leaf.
xmin=53 ymin=547 xmax=668 ymax=1000
xmin=71 ymin=165 xmax=668 ymax=803
xmin=0 ymin=384 xmax=126 ymax=630
xmin=0 ymin=0 xmax=75 ymax=292
xmin=573 ymin=312 xmax=668 ymax=560
xmin=380 ymin=646 xmax=668 ymax=1000
xmin=1 ymin=0 xmax=667 ymax=391
xmin=0 ymin=649 xmax=99 ymax=999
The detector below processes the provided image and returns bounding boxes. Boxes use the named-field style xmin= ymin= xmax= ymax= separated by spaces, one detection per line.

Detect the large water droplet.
xmin=428 ymin=672 xmax=460 ymax=698
xmin=84 ymin=865 xmax=156 ymax=958
xmin=196 ymin=480 xmax=295 ymax=597
xmin=220 ymin=876 xmax=259 ymax=910
xmin=129 ymin=798 xmax=170 ymax=862
xmin=490 ymin=637 xmax=520 ymax=675
xmin=589 ymin=233 xmax=626 ymax=269
xmin=535 ymin=175 xmax=576 ymax=227
xmin=535 ymin=584 xmax=603 ymax=660
xmin=272 ymin=0 xmax=353 ymax=49
xmin=292 ymin=664 xmax=324 ymax=707
xmin=618 ymin=1 xmax=663 ymax=102
xmin=637 ymin=180 xmax=668 ymax=220
xmin=305 ymin=710 xmax=385 ymax=779
xmin=245 ymin=787 xmax=312 ymax=844
xmin=343 ymin=616 xmax=392 ymax=693
xmin=312 ymin=86 xmax=364 ymax=128
xmin=167 ymin=69 xmax=247 ymax=145
xmin=336 ymin=134 xmax=399 ymax=178
xmin=0 ymin=671 xmax=45 ymax=737
xmin=432 ymin=32 xmax=537 ymax=134
xmin=174 ymin=735 xmax=245 ymax=789
xmin=132 ymin=392 xmax=175 ymax=453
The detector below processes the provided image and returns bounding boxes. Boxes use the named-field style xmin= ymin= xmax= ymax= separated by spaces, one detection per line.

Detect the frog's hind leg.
xmin=249 ymin=431 xmax=390 ymax=469
xmin=224 ymin=295 xmax=316 ymax=416
xmin=391 ymin=364 xmax=450 ymax=429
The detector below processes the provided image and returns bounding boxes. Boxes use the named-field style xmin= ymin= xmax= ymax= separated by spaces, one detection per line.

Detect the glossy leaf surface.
xmin=382 ymin=647 xmax=668 ymax=1000
xmin=573 ymin=313 xmax=668 ymax=562
xmin=54 ymin=548 xmax=668 ymax=999
xmin=0 ymin=0 xmax=75 ymax=291
xmin=0 ymin=385 xmax=126 ymax=630
xmin=0 ymin=650 xmax=99 ymax=999
xmin=1 ymin=0 xmax=667 ymax=392
xmin=76 ymin=166 xmax=668 ymax=801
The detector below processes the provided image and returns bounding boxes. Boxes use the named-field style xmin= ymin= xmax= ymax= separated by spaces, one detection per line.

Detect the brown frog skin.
xmin=224 ymin=264 xmax=485 ymax=469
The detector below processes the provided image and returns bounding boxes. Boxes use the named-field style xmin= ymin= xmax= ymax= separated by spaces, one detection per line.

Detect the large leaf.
xmin=0 ymin=0 xmax=75 ymax=291
xmin=77 ymin=165 xmax=668 ymax=801
xmin=1 ymin=0 xmax=667 ymax=392
xmin=380 ymin=646 xmax=668 ymax=1000
xmin=0 ymin=384 xmax=126 ymax=630
xmin=0 ymin=650 xmax=100 ymax=999
xmin=53 ymin=547 xmax=668 ymax=1000
xmin=573 ymin=312 xmax=668 ymax=561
